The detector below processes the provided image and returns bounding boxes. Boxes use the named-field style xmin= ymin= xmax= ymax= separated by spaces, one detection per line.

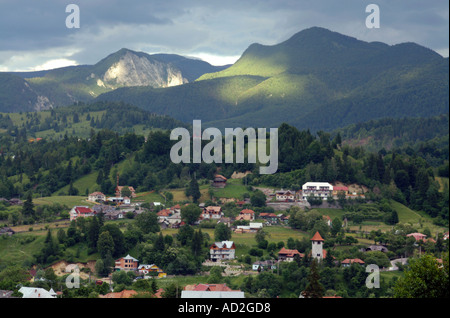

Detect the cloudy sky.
xmin=0 ymin=0 xmax=448 ymax=71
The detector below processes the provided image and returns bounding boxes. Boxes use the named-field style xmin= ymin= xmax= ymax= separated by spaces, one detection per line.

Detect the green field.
xmin=210 ymin=179 xmax=249 ymax=200
xmin=33 ymin=196 xmax=93 ymax=208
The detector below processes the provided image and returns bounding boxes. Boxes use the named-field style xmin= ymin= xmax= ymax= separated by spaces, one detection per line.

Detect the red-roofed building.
xmin=406 ymin=232 xmax=427 ymax=242
xmin=70 ymin=206 xmax=95 ymax=221
xmin=235 ymin=209 xmax=255 ymax=221
xmin=332 ymin=186 xmax=349 ymax=196
xmin=157 ymin=209 xmax=172 ymax=218
xmin=184 ymin=283 xmax=237 ymax=292
xmin=259 ymin=213 xmax=279 ymax=223
xmin=115 ymin=186 xmax=136 ymax=198
xmin=341 ymin=258 xmax=365 ymax=267
xmin=201 ymin=206 xmax=223 ymax=220
xmin=99 ymin=290 xmax=137 ymax=298
xmin=278 ymin=247 xmax=304 ymax=262
xmin=311 ymin=231 xmax=325 ymax=261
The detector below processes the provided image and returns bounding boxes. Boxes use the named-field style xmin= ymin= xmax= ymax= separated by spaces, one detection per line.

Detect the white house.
xmin=69 ymin=206 xmax=95 ymax=221
xmin=302 ymin=182 xmax=333 ymax=201
xmin=275 ymin=190 xmax=295 ymax=201
xmin=88 ymin=192 xmax=106 ymax=202
xmin=18 ymin=287 xmax=57 ymax=298
xmin=210 ymin=241 xmax=236 ymax=262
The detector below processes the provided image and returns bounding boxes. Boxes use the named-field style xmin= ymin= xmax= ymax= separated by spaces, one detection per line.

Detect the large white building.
xmin=210 ymin=241 xmax=236 ymax=262
xmin=302 ymin=182 xmax=333 ymax=201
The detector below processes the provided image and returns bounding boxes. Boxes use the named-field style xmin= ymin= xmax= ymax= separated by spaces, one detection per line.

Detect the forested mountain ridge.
xmin=97 ymin=27 xmax=449 ymax=131
xmin=0 ymin=49 xmax=229 ymax=112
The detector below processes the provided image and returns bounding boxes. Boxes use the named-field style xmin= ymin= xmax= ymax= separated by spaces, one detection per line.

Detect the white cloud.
xmin=32 ymin=59 xmax=78 ymax=71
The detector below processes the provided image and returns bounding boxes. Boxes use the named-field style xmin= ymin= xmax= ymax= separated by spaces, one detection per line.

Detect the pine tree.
xmin=303 ymin=259 xmax=324 ymax=298
xmin=22 ymin=192 xmax=35 ymax=219
xmin=186 ymin=176 xmax=201 ymax=203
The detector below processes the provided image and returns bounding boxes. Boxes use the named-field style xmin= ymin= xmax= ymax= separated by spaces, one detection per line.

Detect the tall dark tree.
xmin=22 ymin=192 xmax=35 ymax=218
xmin=186 ymin=177 xmax=201 ymax=203
xmin=303 ymin=259 xmax=324 ymax=298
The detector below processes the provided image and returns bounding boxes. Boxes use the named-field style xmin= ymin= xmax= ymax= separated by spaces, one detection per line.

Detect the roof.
xmin=118 ymin=254 xmax=139 ymax=262
xmin=311 ymin=231 xmax=324 ymax=241
xmin=278 ymin=247 xmax=304 ymax=258
xmin=157 ymin=209 xmax=172 ymax=217
xmin=342 ymin=258 xmax=365 ymax=264
xmin=99 ymin=290 xmax=137 ymax=298
xmin=302 ymin=182 xmax=333 ymax=188
xmin=75 ymin=207 xmax=93 ymax=214
xmin=260 ymin=212 xmax=278 ymax=218
xmin=214 ymin=174 xmax=227 ymax=181
xmin=18 ymin=287 xmax=56 ymax=298
xmin=206 ymin=206 xmax=222 ymax=212
xmin=333 ymin=186 xmax=349 ymax=191
xmin=89 ymin=192 xmax=105 ymax=196
xmin=240 ymin=209 xmax=255 ymax=214
xmin=406 ymin=233 xmax=427 ymax=241
xmin=211 ymin=241 xmax=235 ymax=249
xmin=181 ymin=291 xmax=244 ymax=298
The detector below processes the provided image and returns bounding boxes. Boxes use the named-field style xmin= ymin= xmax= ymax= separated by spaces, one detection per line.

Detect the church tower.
xmin=311 ymin=231 xmax=324 ymax=261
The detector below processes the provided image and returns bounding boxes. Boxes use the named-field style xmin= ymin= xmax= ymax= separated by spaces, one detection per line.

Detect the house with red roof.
xmin=259 ymin=213 xmax=279 ymax=223
xmin=406 ymin=232 xmax=427 ymax=242
xmin=201 ymin=206 xmax=223 ymax=220
xmin=88 ymin=192 xmax=106 ymax=202
xmin=341 ymin=258 xmax=365 ymax=267
xmin=278 ymin=247 xmax=304 ymax=262
xmin=99 ymin=290 xmax=137 ymax=298
xmin=69 ymin=206 xmax=95 ymax=221
xmin=235 ymin=209 xmax=255 ymax=221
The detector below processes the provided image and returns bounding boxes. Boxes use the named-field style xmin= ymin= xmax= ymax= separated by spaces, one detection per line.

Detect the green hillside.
xmin=0 ymin=49 xmax=229 ymax=112
xmin=97 ymin=27 xmax=449 ymax=131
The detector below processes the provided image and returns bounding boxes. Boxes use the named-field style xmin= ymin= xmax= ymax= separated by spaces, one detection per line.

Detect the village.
xmin=1 ymin=176 xmax=447 ymax=299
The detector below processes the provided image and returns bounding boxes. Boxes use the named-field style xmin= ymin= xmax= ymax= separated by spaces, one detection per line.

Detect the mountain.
xmin=0 ymin=49 xmax=229 ymax=112
xmin=97 ymin=27 xmax=449 ymax=131
xmin=0 ymin=73 xmax=53 ymax=112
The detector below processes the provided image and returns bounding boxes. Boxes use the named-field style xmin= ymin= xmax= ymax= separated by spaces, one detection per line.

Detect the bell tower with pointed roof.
xmin=311 ymin=231 xmax=324 ymax=261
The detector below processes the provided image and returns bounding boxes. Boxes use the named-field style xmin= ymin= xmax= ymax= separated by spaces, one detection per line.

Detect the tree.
xmin=100 ymin=224 xmax=125 ymax=257
xmin=303 ymin=259 xmax=324 ymax=298
xmin=250 ymin=190 xmax=266 ymax=207
xmin=153 ymin=232 xmax=165 ymax=252
xmin=393 ymin=253 xmax=449 ymax=298
xmin=121 ymin=186 xmax=132 ymax=198
xmin=36 ymin=229 xmax=60 ymax=264
xmin=97 ymin=231 xmax=115 ymax=259
xmin=255 ymin=228 xmax=269 ymax=245
xmin=22 ymin=192 xmax=35 ymax=219
xmin=207 ymin=266 xmax=223 ymax=283
xmin=135 ymin=211 xmax=159 ymax=234
xmin=191 ymin=229 xmax=203 ymax=257
xmin=181 ymin=204 xmax=202 ymax=225
xmin=87 ymin=216 xmax=101 ymax=249
xmin=214 ymin=223 xmax=231 ymax=242
xmin=330 ymin=217 xmax=342 ymax=237
xmin=186 ymin=177 xmax=201 ymax=203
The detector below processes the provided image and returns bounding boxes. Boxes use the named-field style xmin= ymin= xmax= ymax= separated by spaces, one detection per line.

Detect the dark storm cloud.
xmin=0 ymin=0 xmax=448 ymax=71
